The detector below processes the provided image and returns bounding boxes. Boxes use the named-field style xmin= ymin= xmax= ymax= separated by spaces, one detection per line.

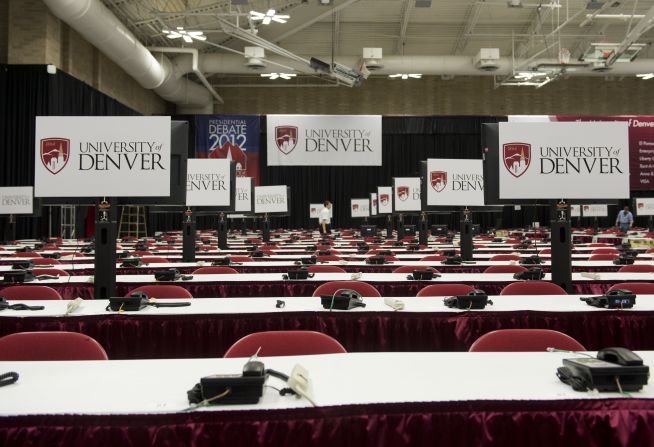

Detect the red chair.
xmin=33 ymin=268 xmax=70 ymax=277
xmin=469 ymin=329 xmax=586 ymax=352
xmin=608 ymin=282 xmax=654 ymax=294
xmin=589 ymin=243 xmax=612 ymax=247
xmin=315 ymin=249 xmax=342 ymax=255
xmin=500 ymin=281 xmax=567 ymax=295
xmin=618 ymin=265 xmax=654 ymax=273
xmin=131 ymin=251 xmax=154 ymax=256
xmin=538 ymin=249 xmax=552 ymax=255
xmin=0 ymin=332 xmax=109 ymax=360
xmin=224 ymin=331 xmax=347 ymax=358
xmin=230 ymin=256 xmax=253 ymax=263
xmin=646 ymin=248 xmax=654 ymax=254
xmin=192 ymin=266 xmax=239 ymax=274
xmin=31 ymin=258 xmax=62 ymax=265
xmin=141 ymin=257 xmax=169 ymax=264
xmin=417 ymin=284 xmax=475 ymax=297
xmin=489 ymin=254 xmax=521 ymax=261
xmin=312 ymin=281 xmax=381 ymax=297
xmin=307 ymin=265 xmax=347 ymax=273
xmin=392 ymin=265 xmax=440 ymax=274
xmin=10 ymin=252 xmax=42 ymax=258
xmin=420 ymin=255 xmax=447 ymax=262
xmin=128 ymin=285 xmax=193 ymax=299
xmin=591 ymin=248 xmax=619 ymax=255
xmin=588 ymin=254 xmax=619 ymax=261
xmin=484 ymin=265 xmax=528 ymax=274
xmin=0 ymin=285 xmax=63 ymax=300
xmin=316 ymin=255 xmax=343 ymax=262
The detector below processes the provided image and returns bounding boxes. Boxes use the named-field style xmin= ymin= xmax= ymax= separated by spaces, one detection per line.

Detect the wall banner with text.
xmin=266 ymin=115 xmax=382 ymax=166
xmin=195 ymin=115 xmax=260 ymax=185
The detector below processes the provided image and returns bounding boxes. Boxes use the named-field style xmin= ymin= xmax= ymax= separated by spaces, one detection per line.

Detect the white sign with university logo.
xmin=34 ymin=116 xmax=171 ymax=197
xmin=377 ymin=186 xmax=393 ymax=214
xmin=234 ymin=177 xmax=253 ymax=213
xmin=266 ymin=115 xmax=382 ymax=166
xmin=570 ymin=204 xmax=581 ymax=217
xmin=186 ymin=159 xmax=231 ymax=207
xmin=309 ymin=203 xmax=322 ymax=219
xmin=0 ymin=187 xmax=33 ymax=214
xmin=582 ymin=204 xmax=608 ymax=217
xmin=351 ymin=198 xmax=370 ymax=218
xmin=498 ymin=122 xmax=629 ymax=199
xmin=426 ymin=159 xmax=484 ymax=206
xmin=370 ymin=193 xmax=378 ymax=216
xmin=254 ymin=185 xmax=288 ymax=214
xmin=393 ymin=177 xmax=421 ymax=212
xmin=636 ymin=198 xmax=654 ymax=216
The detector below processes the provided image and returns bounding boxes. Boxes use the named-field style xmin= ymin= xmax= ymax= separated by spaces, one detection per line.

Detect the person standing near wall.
xmin=319 ymin=201 xmax=332 ymax=234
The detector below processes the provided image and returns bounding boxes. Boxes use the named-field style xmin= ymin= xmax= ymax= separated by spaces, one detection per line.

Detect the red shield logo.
xmin=430 ymin=171 xmax=447 ymax=192
xmin=583 ymin=205 xmax=589 ymax=212
xmin=380 ymin=194 xmax=389 ymax=205
xmin=372 ymin=199 xmax=377 ymax=208
xmin=40 ymin=138 xmax=70 ymax=175
xmin=210 ymin=142 xmax=247 ymax=173
xmin=311 ymin=207 xmax=316 ymax=214
xmin=397 ymin=186 xmax=409 ymax=201
xmin=275 ymin=126 xmax=298 ymax=155
xmin=503 ymin=142 xmax=531 ymax=178
xmin=352 ymin=204 xmax=359 ymax=211
xmin=638 ymin=203 xmax=644 ymax=209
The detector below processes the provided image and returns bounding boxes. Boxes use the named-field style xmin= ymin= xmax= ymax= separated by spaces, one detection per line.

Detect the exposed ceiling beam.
xmin=397 ymin=0 xmax=414 ymax=54
xmin=334 ymin=11 xmax=341 ymax=55
xmin=451 ymin=0 xmax=484 ymax=55
xmin=515 ymin=4 xmax=554 ymax=59
xmin=273 ymin=0 xmax=360 ymax=43
xmin=607 ymin=4 xmax=654 ymax=65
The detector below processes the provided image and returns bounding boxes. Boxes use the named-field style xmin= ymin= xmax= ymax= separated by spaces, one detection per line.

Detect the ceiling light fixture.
xmin=162 ymin=27 xmax=206 ymax=43
xmin=261 ymin=73 xmax=297 ymax=80
xmin=250 ymin=9 xmax=290 ymax=25
xmin=388 ymin=74 xmax=422 ymax=80
xmin=637 ymin=73 xmax=654 ymax=80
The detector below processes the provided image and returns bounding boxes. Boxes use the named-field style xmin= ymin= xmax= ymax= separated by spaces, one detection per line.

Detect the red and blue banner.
xmin=195 ymin=115 xmax=260 ymax=185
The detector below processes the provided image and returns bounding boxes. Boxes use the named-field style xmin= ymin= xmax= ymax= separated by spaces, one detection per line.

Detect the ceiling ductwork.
xmin=42 ymin=0 xmax=214 ymax=113
xmin=171 ymin=53 xmax=654 ymax=78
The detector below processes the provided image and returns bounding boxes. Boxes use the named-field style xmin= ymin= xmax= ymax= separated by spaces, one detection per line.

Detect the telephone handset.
xmin=557 ymin=347 xmax=649 ymax=392
xmin=596 ymin=347 xmax=643 ymax=366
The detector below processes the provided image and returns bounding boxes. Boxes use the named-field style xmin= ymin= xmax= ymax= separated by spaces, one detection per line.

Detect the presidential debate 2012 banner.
xmin=266 ymin=115 xmax=382 ymax=166
xmin=195 ymin=115 xmax=260 ymax=184
xmin=509 ymin=115 xmax=654 ymax=191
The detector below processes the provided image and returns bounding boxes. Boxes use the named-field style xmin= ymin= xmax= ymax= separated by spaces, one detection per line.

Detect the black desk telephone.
xmin=557 ymin=347 xmax=650 ymax=392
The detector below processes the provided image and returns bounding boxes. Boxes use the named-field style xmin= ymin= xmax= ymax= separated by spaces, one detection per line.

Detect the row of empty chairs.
xmin=0 ymin=328 xmax=586 ymax=361
xmin=4 ymin=281 xmax=654 ymax=300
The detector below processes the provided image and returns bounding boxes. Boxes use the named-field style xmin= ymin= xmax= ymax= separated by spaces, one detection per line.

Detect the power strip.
xmin=581 ymin=272 xmax=600 ymax=280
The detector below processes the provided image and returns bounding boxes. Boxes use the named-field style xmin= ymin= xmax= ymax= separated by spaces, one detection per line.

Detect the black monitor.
xmin=403 ymin=225 xmax=416 ymax=236
xmin=471 ymin=224 xmax=481 ymax=236
xmin=361 ymin=225 xmax=377 ymax=236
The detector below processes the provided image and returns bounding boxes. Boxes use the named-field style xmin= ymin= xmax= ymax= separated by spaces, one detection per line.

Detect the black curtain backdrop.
xmin=260 ymin=115 xmax=514 ymax=230
xmin=0 ymin=64 xmax=137 ymax=239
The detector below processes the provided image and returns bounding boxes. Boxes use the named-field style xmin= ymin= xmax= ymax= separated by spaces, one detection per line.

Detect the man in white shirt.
xmin=319 ymin=201 xmax=332 ymax=234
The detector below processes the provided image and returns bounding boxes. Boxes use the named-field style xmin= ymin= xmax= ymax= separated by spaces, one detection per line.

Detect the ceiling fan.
xmin=250 ymin=9 xmax=290 ymax=25
xmin=162 ymin=27 xmax=206 ymax=43
xmin=389 ymin=74 xmax=422 ymax=80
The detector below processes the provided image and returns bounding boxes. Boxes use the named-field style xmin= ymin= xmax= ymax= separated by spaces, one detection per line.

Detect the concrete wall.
xmin=213 ymin=75 xmax=654 ymax=116
xmin=4 ymin=0 xmax=170 ymax=115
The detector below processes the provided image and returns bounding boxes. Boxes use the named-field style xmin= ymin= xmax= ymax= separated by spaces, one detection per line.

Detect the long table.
xmin=1 ymin=272 xmax=651 ymax=299
xmin=1 ymin=295 xmax=653 ymax=359
xmin=1 ymin=352 xmax=653 ymax=446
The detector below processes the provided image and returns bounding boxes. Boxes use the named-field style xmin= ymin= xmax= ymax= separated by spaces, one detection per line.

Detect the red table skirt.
xmin=0 ymin=280 xmax=621 ymax=300
xmin=1 ymin=399 xmax=653 ymax=447
xmin=1 ymin=310 xmax=652 ymax=359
